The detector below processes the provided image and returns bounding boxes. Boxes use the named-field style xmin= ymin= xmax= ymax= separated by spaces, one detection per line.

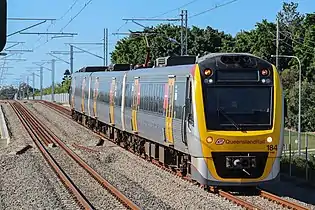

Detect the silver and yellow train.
xmin=70 ymin=53 xmax=285 ymax=186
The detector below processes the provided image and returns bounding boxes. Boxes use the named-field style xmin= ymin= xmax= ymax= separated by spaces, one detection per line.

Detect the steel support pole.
xmin=26 ymin=76 xmax=29 ymax=100
xmin=106 ymin=28 xmax=108 ymax=66
xmin=52 ymin=59 xmax=55 ymax=102
xmin=180 ymin=10 xmax=184 ymax=56
xmin=103 ymin=28 xmax=106 ymax=66
xmin=40 ymin=66 xmax=43 ymax=100
xmin=185 ymin=10 xmax=188 ymax=55
xmin=297 ymin=58 xmax=302 ymax=156
xmin=32 ymin=72 xmax=35 ymax=100
xmin=276 ymin=18 xmax=279 ymax=70
xmin=70 ymin=45 xmax=74 ymax=74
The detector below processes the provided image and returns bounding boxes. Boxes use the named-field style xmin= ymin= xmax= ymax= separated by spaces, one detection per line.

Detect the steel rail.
xmin=18 ymin=101 xmax=140 ymax=210
xmin=39 ymin=100 xmax=72 ymax=116
xmin=14 ymin=103 xmax=55 ymax=147
xmin=9 ymin=101 xmax=94 ymax=209
xmin=258 ymin=189 xmax=309 ymax=210
xmin=218 ymin=189 xmax=261 ymax=210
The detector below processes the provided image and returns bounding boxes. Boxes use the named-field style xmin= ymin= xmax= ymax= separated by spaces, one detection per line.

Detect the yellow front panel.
xmin=195 ymin=64 xmax=282 ymax=182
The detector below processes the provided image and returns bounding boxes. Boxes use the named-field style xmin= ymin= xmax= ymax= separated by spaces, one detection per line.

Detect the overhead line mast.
xmin=122 ymin=10 xmax=188 ymax=56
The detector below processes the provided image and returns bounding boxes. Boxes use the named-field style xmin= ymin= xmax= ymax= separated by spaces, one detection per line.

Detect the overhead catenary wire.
xmin=59 ymin=0 xmax=93 ymax=32
xmin=260 ymin=21 xmax=315 ymax=56
xmin=280 ymin=29 xmax=315 ymax=47
xmin=59 ymin=0 xmax=81 ymax=21
xmin=189 ymin=0 xmax=239 ymax=18
xmin=114 ymin=0 xmax=200 ymax=35
xmin=151 ymin=0 xmax=200 ymax=18
xmin=30 ymin=0 xmax=84 ymax=54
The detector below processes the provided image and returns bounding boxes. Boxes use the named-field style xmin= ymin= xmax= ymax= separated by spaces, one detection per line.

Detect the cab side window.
xmin=186 ymin=80 xmax=194 ymax=125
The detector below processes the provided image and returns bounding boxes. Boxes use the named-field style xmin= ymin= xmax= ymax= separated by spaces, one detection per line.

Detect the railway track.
xmin=38 ymin=100 xmax=72 ymax=117
xmin=226 ymin=188 xmax=310 ymax=210
xmin=257 ymin=189 xmax=309 ymax=210
xmin=10 ymin=101 xmax=140 ymax=210
xmin=40 ymin=100 xmax=310 ymax=210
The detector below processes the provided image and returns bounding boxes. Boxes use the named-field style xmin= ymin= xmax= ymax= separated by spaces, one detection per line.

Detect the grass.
xmin=283 ymin=129 xmax=315 ymax=150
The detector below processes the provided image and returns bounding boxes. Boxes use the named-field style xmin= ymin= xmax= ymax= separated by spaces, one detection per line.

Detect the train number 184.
xmin=267 ymin=145 xmax=278 ymax=151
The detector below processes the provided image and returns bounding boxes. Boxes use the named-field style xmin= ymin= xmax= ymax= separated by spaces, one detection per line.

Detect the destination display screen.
xmin=216 ymin=70 xmax=259 ymax=82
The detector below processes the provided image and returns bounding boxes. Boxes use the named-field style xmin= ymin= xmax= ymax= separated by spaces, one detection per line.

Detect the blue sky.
xmin=1 ymin=0 xmax=314 ymax=89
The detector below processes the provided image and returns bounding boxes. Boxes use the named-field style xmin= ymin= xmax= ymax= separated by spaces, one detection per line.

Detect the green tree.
xmin=111 ymin=24 xmax=231 ymax=64
xmin=287 ymin=80 xmax=315 ymax=131
xmin=0 ymin=85 xmax=18 ymax=99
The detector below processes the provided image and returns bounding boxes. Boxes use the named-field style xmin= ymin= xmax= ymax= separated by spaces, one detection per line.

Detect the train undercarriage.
xmin=71 ymin=110 xmax=193 ymax=183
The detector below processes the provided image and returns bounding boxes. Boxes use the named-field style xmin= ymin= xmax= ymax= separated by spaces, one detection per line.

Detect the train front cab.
xmin=188 ymin=54 xmax=284 ymax=186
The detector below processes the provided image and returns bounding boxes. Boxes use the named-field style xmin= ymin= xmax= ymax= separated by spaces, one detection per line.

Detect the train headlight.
xmin=204 ymin=68 xmax=213 ymax=76
xmin=204 ymin=78 xmax=213 ymax=84
xmin=261 ymin=69 xmax=269 ymax=76
xmin=206 ymin=136 xmax=213 ymax=143
xmin=267 ymin=137 xmax=273 ymax=143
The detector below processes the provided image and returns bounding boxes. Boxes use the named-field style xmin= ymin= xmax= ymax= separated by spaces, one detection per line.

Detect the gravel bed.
xmin=0 ymin=102 xmax=79 ymax=210
xmin=236 ymin=195 xmax=288 ymax=210
xmin=260 ymin=179 xmax=315 ymax=210
xmin=47 ymin=147 xmax=127 ymax=210
xmin=26 ymin=101 xmax=245 ymax=210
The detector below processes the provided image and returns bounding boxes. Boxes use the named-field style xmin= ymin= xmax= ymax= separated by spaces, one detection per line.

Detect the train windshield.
xmin=204 ymin=86 xmax=273 ymax=131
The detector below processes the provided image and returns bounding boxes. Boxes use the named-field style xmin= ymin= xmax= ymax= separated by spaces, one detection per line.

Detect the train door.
xmin=131 ymin=77 xmax=140 ymax=133
xmin=121 ymin=73 xmax=127 ymax=130
xmin=109 ymin=77 xmax=116 ymax=125
xmin=182 ymin=76 xmax=193 ymax=145
xmin=87 ymin=75 xmax=92 ymax=116
xmin=164 ymin=75 xmax=176 ymax=145
xmin=93 ymin=77 xmax=99 ymax=118
xmin=81 ymin=77 xmax=86 ymax=113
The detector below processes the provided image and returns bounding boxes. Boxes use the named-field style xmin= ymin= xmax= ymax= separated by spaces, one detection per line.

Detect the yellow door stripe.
xmin=165 ymin=77 xmax=175 ymax=145
xmin=132 ymin=78 xmax=139 ymax=133
xmin=81 ymin=77 xmax=86 ymax=113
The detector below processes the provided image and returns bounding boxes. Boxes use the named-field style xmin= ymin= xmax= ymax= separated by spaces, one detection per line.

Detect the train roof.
xmin=198 ymin=53 xmax=272 ymax=65
xmin=73 ymin=53 xmax=273 ymax=76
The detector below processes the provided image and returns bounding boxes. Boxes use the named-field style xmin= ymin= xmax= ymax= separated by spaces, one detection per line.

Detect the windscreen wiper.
xmin=217 ymin=108 xmax=242 ymax=131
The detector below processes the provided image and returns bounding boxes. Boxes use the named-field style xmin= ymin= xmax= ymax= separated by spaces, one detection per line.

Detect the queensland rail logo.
xmin=215 ymin=139 xmax=225 ymax=145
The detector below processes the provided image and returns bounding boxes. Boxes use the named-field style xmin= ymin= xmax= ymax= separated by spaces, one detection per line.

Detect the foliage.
xmin=33 ymin=69 xmax=72 ymax=97
xmin=281 ymin=155 xmax=315 ymax=182
xmin=281 ymin=155 xmax=315 ymax=170
xmin=0 ymin=85 xmax=18 ymax=99
xmin=34 ymin=77 xmax=71 ymax=96
xmin=110 ymin=2 xmax=315 ymax=132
